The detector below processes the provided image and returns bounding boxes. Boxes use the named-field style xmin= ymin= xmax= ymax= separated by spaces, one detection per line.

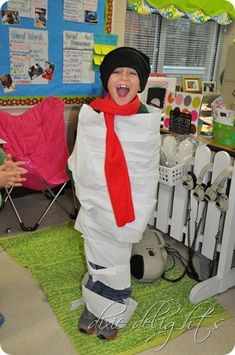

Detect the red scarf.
xmin=90 ymin=95 xmax=140 ymax=227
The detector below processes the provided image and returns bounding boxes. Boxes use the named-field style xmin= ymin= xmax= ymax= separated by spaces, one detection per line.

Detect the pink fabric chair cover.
xmin=0 ymin=96 xmax=69 ymax=190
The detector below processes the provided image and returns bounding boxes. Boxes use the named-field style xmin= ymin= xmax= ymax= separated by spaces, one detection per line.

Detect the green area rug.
xmin=0 ymin=221 xmax=231 ymax=354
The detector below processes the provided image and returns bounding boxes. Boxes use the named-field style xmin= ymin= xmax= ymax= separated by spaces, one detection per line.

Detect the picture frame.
xmin=175 ymin=83 xmax=181 ymax=92
xmin=202 ymin=81 xmax=216 ymax=94
xmin=182 ymin=76 xmax=201 ymax=93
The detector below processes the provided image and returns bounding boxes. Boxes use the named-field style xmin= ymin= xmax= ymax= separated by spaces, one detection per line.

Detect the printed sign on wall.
xmin=163 ymin=92 xmax=203 ymax=136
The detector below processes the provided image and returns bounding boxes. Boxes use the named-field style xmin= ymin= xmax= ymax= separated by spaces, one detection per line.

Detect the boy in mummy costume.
xmin=68 ymin=47 xmax=161 ymax=340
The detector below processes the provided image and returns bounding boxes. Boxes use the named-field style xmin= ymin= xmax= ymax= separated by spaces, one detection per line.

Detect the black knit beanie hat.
xmin=100 ymin=46 xmax=151 ymax=93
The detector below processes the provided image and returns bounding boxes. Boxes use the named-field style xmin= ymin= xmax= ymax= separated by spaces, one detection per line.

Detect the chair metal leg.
xmin=5 ymin=188 xmax=36 ymax=231
xmin=41 ymin=180 xmax=79 ymax=219
xmin=4 ymin=181 xmax=78 ymax=232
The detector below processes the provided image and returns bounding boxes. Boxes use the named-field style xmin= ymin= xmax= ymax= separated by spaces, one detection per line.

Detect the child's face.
xmin=107 ymin=67 xmax=140 ymax=106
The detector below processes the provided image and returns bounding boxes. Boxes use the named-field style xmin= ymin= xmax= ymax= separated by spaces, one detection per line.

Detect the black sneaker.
xmin=96 ymin=319 xmax=118 ymax=340
xmin=78 ymin=306 xmax=97 ymax=335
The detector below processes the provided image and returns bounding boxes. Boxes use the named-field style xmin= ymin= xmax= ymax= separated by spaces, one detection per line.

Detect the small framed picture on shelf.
xmin=182 ymin=76 xmax=201 ymax=93
xmin=175 ymin=83 xmax=181 ymax=92
xmin=202 ymin=81 xmax=216 ymax=94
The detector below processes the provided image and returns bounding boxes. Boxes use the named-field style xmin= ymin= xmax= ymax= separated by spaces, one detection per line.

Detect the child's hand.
xmin=0 ymin=169 xmax=27 ymax=188
xmin=3 ymin=156 xmax=27 ymax=173
xmin=0 ymin=159 xmax=27 ymax=188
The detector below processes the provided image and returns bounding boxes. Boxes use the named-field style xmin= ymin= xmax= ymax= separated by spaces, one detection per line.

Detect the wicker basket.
xmin=159 ymin=163 xmax=184 ymax=187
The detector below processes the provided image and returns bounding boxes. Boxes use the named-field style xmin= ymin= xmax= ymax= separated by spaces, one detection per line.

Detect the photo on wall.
xmin=0 ymin=73 xmax=16 ymax=93
xmin=28 ymin=63 xmax=44 ymax=80
xmin=1 ymin=10 xmax=20 ymax=25
xmin=84 ymin=10 xmax=98 ymax=23
xmin=28 ymin=61 xmax=55 ymax=81
xmin=35 ymin=7 xmax=47 ymax=28
xmin=42 ymin=61 xmax=55 ymax=80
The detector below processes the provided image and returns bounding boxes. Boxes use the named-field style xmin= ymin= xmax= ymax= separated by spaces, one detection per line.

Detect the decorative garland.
xmin=105 ymin=0 xmax=113 ymax=34
xmin=127 ymin=0 xmax=234 ymax=25
xmin=0 ymin=0 xmax=113 ymax=107
xmin=0 ymin=96 xmax=95 ymax=107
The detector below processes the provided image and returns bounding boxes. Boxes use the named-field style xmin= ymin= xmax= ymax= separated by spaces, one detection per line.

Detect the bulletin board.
xmin=0 ymin=0 xmax=114 ymax=106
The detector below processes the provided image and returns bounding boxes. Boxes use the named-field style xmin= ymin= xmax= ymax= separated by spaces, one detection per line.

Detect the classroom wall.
xmin=111 ymin=0 xmax=127 ymax=46
xmin=218 ymin=21 xmax=235 ymax=91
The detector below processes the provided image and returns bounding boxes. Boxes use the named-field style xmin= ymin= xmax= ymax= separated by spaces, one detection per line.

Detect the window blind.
xmin=124 ymin=11 xmax=161 ymax=70
xmin=124 ymin=10 xmax=224 ymax=82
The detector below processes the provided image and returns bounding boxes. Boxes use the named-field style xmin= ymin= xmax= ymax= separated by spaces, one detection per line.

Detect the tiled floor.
xmin=0 ymin=187 xmax=234 ymax=355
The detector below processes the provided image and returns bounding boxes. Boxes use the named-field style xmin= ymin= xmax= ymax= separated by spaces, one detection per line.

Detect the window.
xmin=124 ymin=11 xmax=224 ymax=82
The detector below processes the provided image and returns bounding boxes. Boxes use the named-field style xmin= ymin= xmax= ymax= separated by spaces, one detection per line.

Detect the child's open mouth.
xmin=117 ymin=84 xmax=130 ymax=97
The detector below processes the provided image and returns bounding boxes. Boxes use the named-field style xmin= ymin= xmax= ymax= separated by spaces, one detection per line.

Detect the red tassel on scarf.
xmin=90 ymin=95 xmax=140 ymax=227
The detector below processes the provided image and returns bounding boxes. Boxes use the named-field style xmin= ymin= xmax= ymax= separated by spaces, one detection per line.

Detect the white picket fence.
xmin=155 ymin=144 xmax=235 ymax=303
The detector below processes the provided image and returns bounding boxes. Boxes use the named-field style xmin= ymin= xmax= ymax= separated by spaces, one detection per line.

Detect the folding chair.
xmin=0 ymin=96 xmax=78 ymax=231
